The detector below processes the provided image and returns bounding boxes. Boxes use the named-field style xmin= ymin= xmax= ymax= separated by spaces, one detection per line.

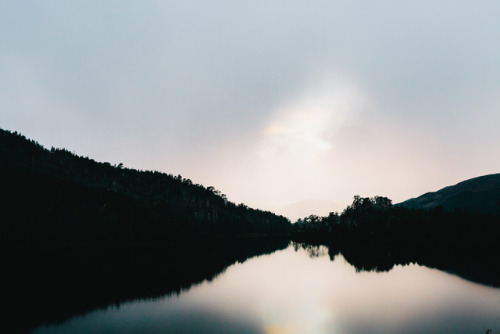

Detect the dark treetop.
xmin=0 ymin=128 xmax=291 ymax=243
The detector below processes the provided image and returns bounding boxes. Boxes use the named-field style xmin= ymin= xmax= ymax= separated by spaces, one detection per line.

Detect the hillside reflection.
xmin=7 ymin=238 xmax=499 ymax=333
xmin=292 ymin=241 xmax=500 ymax=288
xmin=4 ymin=237 xmax=289 ymax=333
xmin=32 ymin=243 xmax=500 ymax=334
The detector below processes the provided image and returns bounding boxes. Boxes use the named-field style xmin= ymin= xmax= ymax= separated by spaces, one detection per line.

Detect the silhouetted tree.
xmin=0 ymin=128 xmax=291 ymax=242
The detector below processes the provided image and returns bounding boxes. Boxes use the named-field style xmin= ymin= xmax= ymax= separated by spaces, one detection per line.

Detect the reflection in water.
xmin=292 ymin=242 xmax=329 ymax=258
xmin=5 ymin=237 xmax=289 ymax=333
xmin=31 ymin=243 xmax=500 ymax=334
xmin=326 ymin=240 xmax=500 ymax=288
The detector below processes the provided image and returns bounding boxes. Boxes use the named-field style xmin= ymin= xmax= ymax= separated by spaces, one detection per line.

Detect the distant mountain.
xmin=0 ymin=128 xmax=291 ymax=242
xmin=279 ymin=199 xmax=340 ymax=222
xmin=399 ymin=174 xmax=500 ymax=216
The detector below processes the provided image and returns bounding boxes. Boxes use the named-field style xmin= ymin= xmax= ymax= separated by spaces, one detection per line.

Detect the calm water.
xmin=31 ymin=244 xmax=499 ymax=334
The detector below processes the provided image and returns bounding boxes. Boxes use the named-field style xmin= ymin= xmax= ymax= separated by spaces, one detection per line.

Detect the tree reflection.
xmin=292 ymin=241 xmax=329 ymax=258
xmin=293 ymin=241 xmax=500 ymax=287
xmin=4 ymin=237 xmax=289 ymax=333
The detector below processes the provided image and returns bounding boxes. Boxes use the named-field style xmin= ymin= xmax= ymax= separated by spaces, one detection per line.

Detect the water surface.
xmin=31 ymin=244 xmax=499 ymax=334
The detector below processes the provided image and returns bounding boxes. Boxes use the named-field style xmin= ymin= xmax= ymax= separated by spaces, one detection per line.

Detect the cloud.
xmin=261 ymin=75 xmax=363 ymax=154
xmin=1 ymin=1 xmax=500 ymax=216
xmin=264 ymin=325 xmax=296 ymax=334
xmin=247 ymin=77 xmax=366 ymax=211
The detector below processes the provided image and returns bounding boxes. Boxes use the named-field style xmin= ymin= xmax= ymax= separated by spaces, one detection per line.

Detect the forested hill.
xmin=398 ymin=174 xmax=500 ymax=216
xmin=0 ymin=128 xmax=290 ymax=242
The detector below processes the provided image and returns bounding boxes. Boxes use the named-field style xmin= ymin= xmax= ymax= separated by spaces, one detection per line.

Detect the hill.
xmin=0 ymin=128 xmax=291 ymax=242
xmin=398 ymin=174 xmax=500 ymax=216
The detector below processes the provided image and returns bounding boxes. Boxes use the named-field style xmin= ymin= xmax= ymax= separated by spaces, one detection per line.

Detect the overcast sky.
xmin=2 ymin=1 xmax=499 ymax=220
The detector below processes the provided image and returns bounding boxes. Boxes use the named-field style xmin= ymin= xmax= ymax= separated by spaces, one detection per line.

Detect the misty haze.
xmin=1 ymin=1 xmax=499 ymax=333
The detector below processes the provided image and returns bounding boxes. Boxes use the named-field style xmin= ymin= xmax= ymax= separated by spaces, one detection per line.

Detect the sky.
xmin=2 ymin=1 xmax=500 ymax=221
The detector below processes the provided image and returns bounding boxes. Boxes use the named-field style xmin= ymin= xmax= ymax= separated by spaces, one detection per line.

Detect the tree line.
xmin=0 ymin=128 xmax=291 ymax=243
xmin=292 ymin=195 xmax=500 ymax=244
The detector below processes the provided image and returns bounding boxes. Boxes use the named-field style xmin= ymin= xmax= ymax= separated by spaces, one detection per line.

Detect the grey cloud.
xmin=1 ymin=1 xmax=500 ymax=214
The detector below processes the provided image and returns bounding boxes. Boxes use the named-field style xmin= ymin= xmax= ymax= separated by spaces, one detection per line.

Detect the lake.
xmin=30 ymin=242 xmax=499 ymax=334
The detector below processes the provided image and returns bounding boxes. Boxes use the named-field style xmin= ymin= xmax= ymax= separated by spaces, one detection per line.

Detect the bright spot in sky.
xmin=261 ymin=79 xmax=362 ymax=157
xmin=253 ymin=78 xmax=365 ymax=214
xmin=263 ymin=110 xmax=333 ymax=154
xmin=264 ymin=325 xmax=295 ymax=334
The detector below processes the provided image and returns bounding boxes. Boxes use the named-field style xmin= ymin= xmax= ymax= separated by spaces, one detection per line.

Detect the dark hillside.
xmin=0 ymin=128 xmax=291 ymax=242
xmin=399 ymin=174 xmax=500 ymax=216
